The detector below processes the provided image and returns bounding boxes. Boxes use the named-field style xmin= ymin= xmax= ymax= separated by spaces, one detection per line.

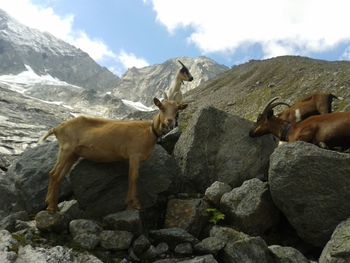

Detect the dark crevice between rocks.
xmin=262 ymin=212 xmax=322 ymax=261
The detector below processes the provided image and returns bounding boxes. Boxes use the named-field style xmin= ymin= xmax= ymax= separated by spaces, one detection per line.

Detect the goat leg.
xmin=126 ymin=156 xmax=141 ymax=210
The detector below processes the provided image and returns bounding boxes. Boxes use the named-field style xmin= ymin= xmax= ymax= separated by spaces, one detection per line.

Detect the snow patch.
xmin=121 ymin=99 xmax=154 ymax=112
xmin=0 ymin=65 xmax=82 ymax=91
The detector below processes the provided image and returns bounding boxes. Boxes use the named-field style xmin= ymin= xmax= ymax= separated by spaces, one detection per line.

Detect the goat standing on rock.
xmin=249 ymin=97 xmax=350 ymax=149
xmin=40 ymin=98 xmax=187 ymax=213
xmin=165 ymin=60 xmax=193 ymax=103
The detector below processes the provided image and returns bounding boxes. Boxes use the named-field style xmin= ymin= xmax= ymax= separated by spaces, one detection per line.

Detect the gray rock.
xmin=143 ymin=245 xmax=159 ymax=260
xmin=16 ymin=245 xmax=73 ymax=263
xmin=194 ymin=237 xmax=225 ymax=255
xmin=132 ymin=234 xmax=151 ymax=256
xmin=155 ymin=242 xmax=169 ymax=255
xmin=269 ymin=142 xmax=350 ymax=247
xmin=220 ymin=178 xmax=280 ymax=235
xmin=174 ymin=106 xmax=277 ymax=193
xmin=72 ymin=233 xmax=100 ymax=250
xmin=0 ymin=251 xmax=16 ymax=263
xmin=58 ymin=200 xmax=85 ymax=221
xmin=174 ymin=243 xmax=193 ymax=255
xmin=0 ymin=230 xmax=18 ymax=253
xmin=103 ymin=210 xmax=143 ymax=234
xmin=209 ymin=225 xmax=249 ymax=243
xmin=14 ymin=244 xmax=103 ymax=263
xmin=75 ymin=253 xmax=104 ymax=263
xmin=5 ymin=142 xmax=72 ymax=214
xmin=70 ymin=145 xmax=180 ymax=218
xmin=69 ymin=219 xmax=102 ymax=237
xmin=0 ymin=211 xmax=28 ymax=232
xmin=153 ymin=259 xmax=177 ymax=263
xmin=204 ymin=181 xmax=231 ymax=206
xmin=221 ymin=237 xmax=275 ymax=263
xmin=100 ymin=230 xmax=133 ymax=250
xmin=319 ymin=217 xmax=350 ymax=263
xmin=269 ymin=245 xmax=308 ymax=263
xmin=177 ymin=255 xmax=218 ymax=263
xmin=149 ymin=228 xmax=198 ymax=247
xmin=35 ymin=210 xmax=68 ymax=233
xmin=0 ymin=176 xmax=21 ymax=215
xmin=164 ymin=198 xmax=208 ymax=237
xmin=0 ymin=230 xmax=18 ymax=263
xmin=0 ymin=154 xmax=10 ymax=171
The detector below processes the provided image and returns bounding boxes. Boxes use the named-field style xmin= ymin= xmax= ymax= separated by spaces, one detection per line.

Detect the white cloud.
xmin=0 ymin=0 xmax=115 ymax=61
xmin=147 ymin=0 xmax=350 ymax=58
xmin=118 ymin=50 xmax=149 ymax=69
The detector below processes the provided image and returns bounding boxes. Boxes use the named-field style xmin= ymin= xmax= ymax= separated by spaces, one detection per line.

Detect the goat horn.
xmin=262 ymin=97 xmax=280 ymax=115
xmin=269 ymin=102 xmax=291 ymax=110
xmin=178 ymin=60 xmax=186 ymax=68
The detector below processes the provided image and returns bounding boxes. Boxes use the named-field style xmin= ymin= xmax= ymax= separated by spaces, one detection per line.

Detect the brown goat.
xmin=40 ymin=98 xmax=188 ymax=213
xmin=249 ymin=97 xmax=350 ymax=149
xmin=277 ymin=92 xmax=342 ymax=123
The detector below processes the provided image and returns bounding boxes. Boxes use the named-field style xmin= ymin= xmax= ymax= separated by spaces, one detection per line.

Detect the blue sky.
xmin=1 ymin=0 xmax=350 ymax=76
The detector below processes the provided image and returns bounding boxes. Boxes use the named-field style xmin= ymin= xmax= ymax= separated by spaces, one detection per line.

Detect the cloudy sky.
xmin=1 ymin=0 xmax=350 ymax=75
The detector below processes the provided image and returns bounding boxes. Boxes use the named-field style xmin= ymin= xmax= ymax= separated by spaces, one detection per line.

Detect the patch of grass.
xmin=206 ymin=208 xmax=225 ymax=225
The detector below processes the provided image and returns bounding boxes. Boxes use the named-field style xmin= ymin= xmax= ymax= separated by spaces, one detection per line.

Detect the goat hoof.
xmin=46 ymin=206 xmax=58 ymax=214
xmin=126 ymin=200 xmax=141 ymax=210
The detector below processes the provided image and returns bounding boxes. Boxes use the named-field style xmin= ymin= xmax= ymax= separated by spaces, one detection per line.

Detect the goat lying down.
xmin=40 ymin=98 xmax=187 ymax=213
xmin=249 ymin=97 xmax=350 ymax=149
xmin=277 ymin=92 xmax=343 ymax=123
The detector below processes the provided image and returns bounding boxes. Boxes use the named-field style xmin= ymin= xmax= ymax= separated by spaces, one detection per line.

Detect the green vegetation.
xmin=206 ymin=208 xmax=225 ymax=225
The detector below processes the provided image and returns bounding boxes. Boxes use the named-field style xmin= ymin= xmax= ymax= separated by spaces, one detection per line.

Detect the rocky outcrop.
xmin=70 ymin=145 xmax=181 ymax=218
xmin=174 ymin=106 xmax=277 ymax=193
xmin=220 ymin=178 xmax=280 ymax=235
xmin=319 ymin=217 xmax=350 ymax=263
xmin=269 ymin=141 xmax=350 ymax=247
xmin=5 ymin=142 xmax=72 ymax=214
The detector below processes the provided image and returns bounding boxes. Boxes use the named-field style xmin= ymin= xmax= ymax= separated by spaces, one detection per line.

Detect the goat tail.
xmin=38 ymin=128 xmax=55 ymax=144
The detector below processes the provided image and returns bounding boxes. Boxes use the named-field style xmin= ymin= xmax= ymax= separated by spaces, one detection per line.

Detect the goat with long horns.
xmin=249 ymin=97 xmax=350 ymax=149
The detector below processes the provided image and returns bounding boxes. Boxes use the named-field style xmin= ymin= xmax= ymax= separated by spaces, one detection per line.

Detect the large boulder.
xmin=220 ymin=178 xmax=280 ymax=235
xmin=70 ymin=145 xmax=180 ymax=218
xmin=174 ymin=106 xmax=277 ymax=193
xmin=5 ymin=142 xmax=72 ymax=214
xmin=269 ymin=142 xmax=350 ymax=247
xmin=319 ymin=217 xmax=350 ymax=263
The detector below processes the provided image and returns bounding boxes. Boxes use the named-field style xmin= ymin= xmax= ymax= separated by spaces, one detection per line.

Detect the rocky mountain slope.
xmin=0 ymin=9 xmax=120 ymax=91
xmin=184 ymin=56 xmax=350 ymax=122
xmin=114 ymin=56 xmax=228 ymax=105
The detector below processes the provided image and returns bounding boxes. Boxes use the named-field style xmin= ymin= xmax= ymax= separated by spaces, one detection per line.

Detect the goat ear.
xmin=154 ymin=97 xmax=164 ymax=109
xmin=178 ymin=103 xmax=188 ymax=111
xmin=163 ymin=91 xmax=168 ymax=101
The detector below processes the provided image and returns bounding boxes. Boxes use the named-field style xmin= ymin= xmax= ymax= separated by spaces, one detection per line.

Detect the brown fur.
xmin=250 ymin=108 xmax=350 ymax=149
xmin=41 ymin=98 xmax=187 ymax=213
xmin=277 ymin=92 xmax=340 ymax=123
